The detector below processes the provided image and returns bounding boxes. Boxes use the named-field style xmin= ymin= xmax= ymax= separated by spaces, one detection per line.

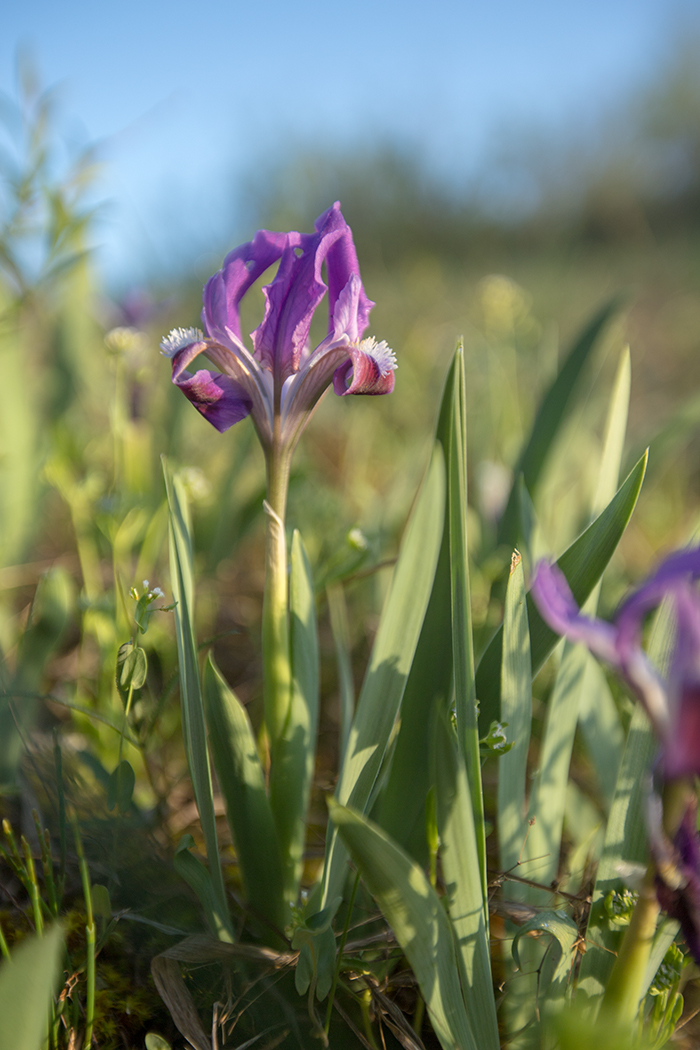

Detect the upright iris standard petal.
xmin=161 ymin=203 xmax=394 ymax=448
xmin=203 ymin=229 xmax=289 ymax=346
xmin=252 ymin=229 xmax=324 ymax=379
xmin=319 ymin=203 xmax=374 ymax=341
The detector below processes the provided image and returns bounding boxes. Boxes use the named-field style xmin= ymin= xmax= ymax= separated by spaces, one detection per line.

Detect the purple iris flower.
xmin=531 ymin=548 xmax=700 ymax=959
xmin=531 ymin=549 xmax=700 ymax=780
xmin=160 ymin=203 xmax=396 ymax=448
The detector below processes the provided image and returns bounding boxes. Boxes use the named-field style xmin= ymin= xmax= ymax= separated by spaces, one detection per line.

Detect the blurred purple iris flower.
xmin=160 ymin=203 xmax=396 ymax=449
xmin=531 ymin=549 xmax=700 ymax=780
xmin=531 ymin=548 xmax=700 ymax=959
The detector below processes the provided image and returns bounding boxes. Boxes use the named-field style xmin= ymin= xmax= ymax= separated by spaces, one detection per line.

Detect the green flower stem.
xmin=600 ymin=865 xmax=660 ymax=1025
xmin=262 ymin=439 xmax=292 ymax=749
xmin=601 ymin=778 xmax=691 ymax=1026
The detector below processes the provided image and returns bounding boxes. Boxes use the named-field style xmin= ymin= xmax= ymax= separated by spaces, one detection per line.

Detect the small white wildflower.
xmin=348 ymin=527 xmax=369 ymax=551
xmin=360 ymin=337 xmax=397 ymax=376
xmin=160 ymin=327 xmax=204 ymax=358
xmin=142 ymin=580 xmax=149 ymax=590
xmin=152 ymin=587 xmax=164 ymax=599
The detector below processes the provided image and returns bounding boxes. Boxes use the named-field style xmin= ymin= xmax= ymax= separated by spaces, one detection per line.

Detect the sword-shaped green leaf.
xmin=521 ymin=348 xmax=631 ymax=891
xmin=330 ymin=800 xmax=479 ymax=1050
xmin=203 ymin=654 xmax=286 ymax=933
xmin=476 ymin=449 xmax=648 ymax=731
xmin=323 ymin=445 xmax=445 ymax=906
xmin=163 ymin=457 xmax=231 ymax=940
xmin=174 ymin=836 xmax=231 ymax=942
xmin=498 ymin=296 xmax=623 ymax=547
xmin=269 ymin=529 xmax=319 ymax=903
xmin=497 ymin=554 xmax=532 ymax=876
xmin=433 ymin=710 xmax=499 ymax=1050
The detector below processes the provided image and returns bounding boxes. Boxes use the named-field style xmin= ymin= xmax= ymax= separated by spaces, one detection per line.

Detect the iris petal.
xmin=530 ymin=562 xmax=619 ymax=664
xmin=173 ymin=368 xmax=252 ymax=433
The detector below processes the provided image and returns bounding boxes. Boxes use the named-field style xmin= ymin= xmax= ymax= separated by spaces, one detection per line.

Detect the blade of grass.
xmin=174 ymin=836 xmax=233 ymax=942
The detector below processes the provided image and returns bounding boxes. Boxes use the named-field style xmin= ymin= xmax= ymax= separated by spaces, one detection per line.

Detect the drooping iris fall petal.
xmin=530 ymin=562 xmax=619 ymax=665
xmin=174 ymin=370 xmax=253 ymax=433
xmin=333 ymin=338 xmax=397 ymax=396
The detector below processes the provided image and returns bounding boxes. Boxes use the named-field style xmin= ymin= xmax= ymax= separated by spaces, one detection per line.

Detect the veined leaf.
xmin=323 ymin=444 xmax=445 ymax=905
xmin=476 ymin=449 xmax=648 ymax=731
xmin=269 ymin=529 xmax=319 ymax=904
xmin=330 ymin=800 xmax=479 ymax=1050
xmin=163 ymin=457 xmax=231 ymax=940
xmin=203 ymin=655 xmax=286 ymax=933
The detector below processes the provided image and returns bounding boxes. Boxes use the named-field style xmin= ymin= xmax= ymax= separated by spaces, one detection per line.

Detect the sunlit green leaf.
xmin=498 ymin=296 xmax=623 ymax=547
xmin=163 ymin=458 xmax=231 ymax=941
xmin=323 ymin=444 xmax=445 ymax=905
xmin=203 ymin=654 xmax=286 ymax=933
xmin=269 ymin=529 xmax=319 ymax=903
xmin=330 ymin=800 xmax=478 ymax=1050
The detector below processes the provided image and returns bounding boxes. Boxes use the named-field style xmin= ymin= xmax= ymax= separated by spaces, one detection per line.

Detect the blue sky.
xmin=2 ymin=0 xmax=698 ymax=285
